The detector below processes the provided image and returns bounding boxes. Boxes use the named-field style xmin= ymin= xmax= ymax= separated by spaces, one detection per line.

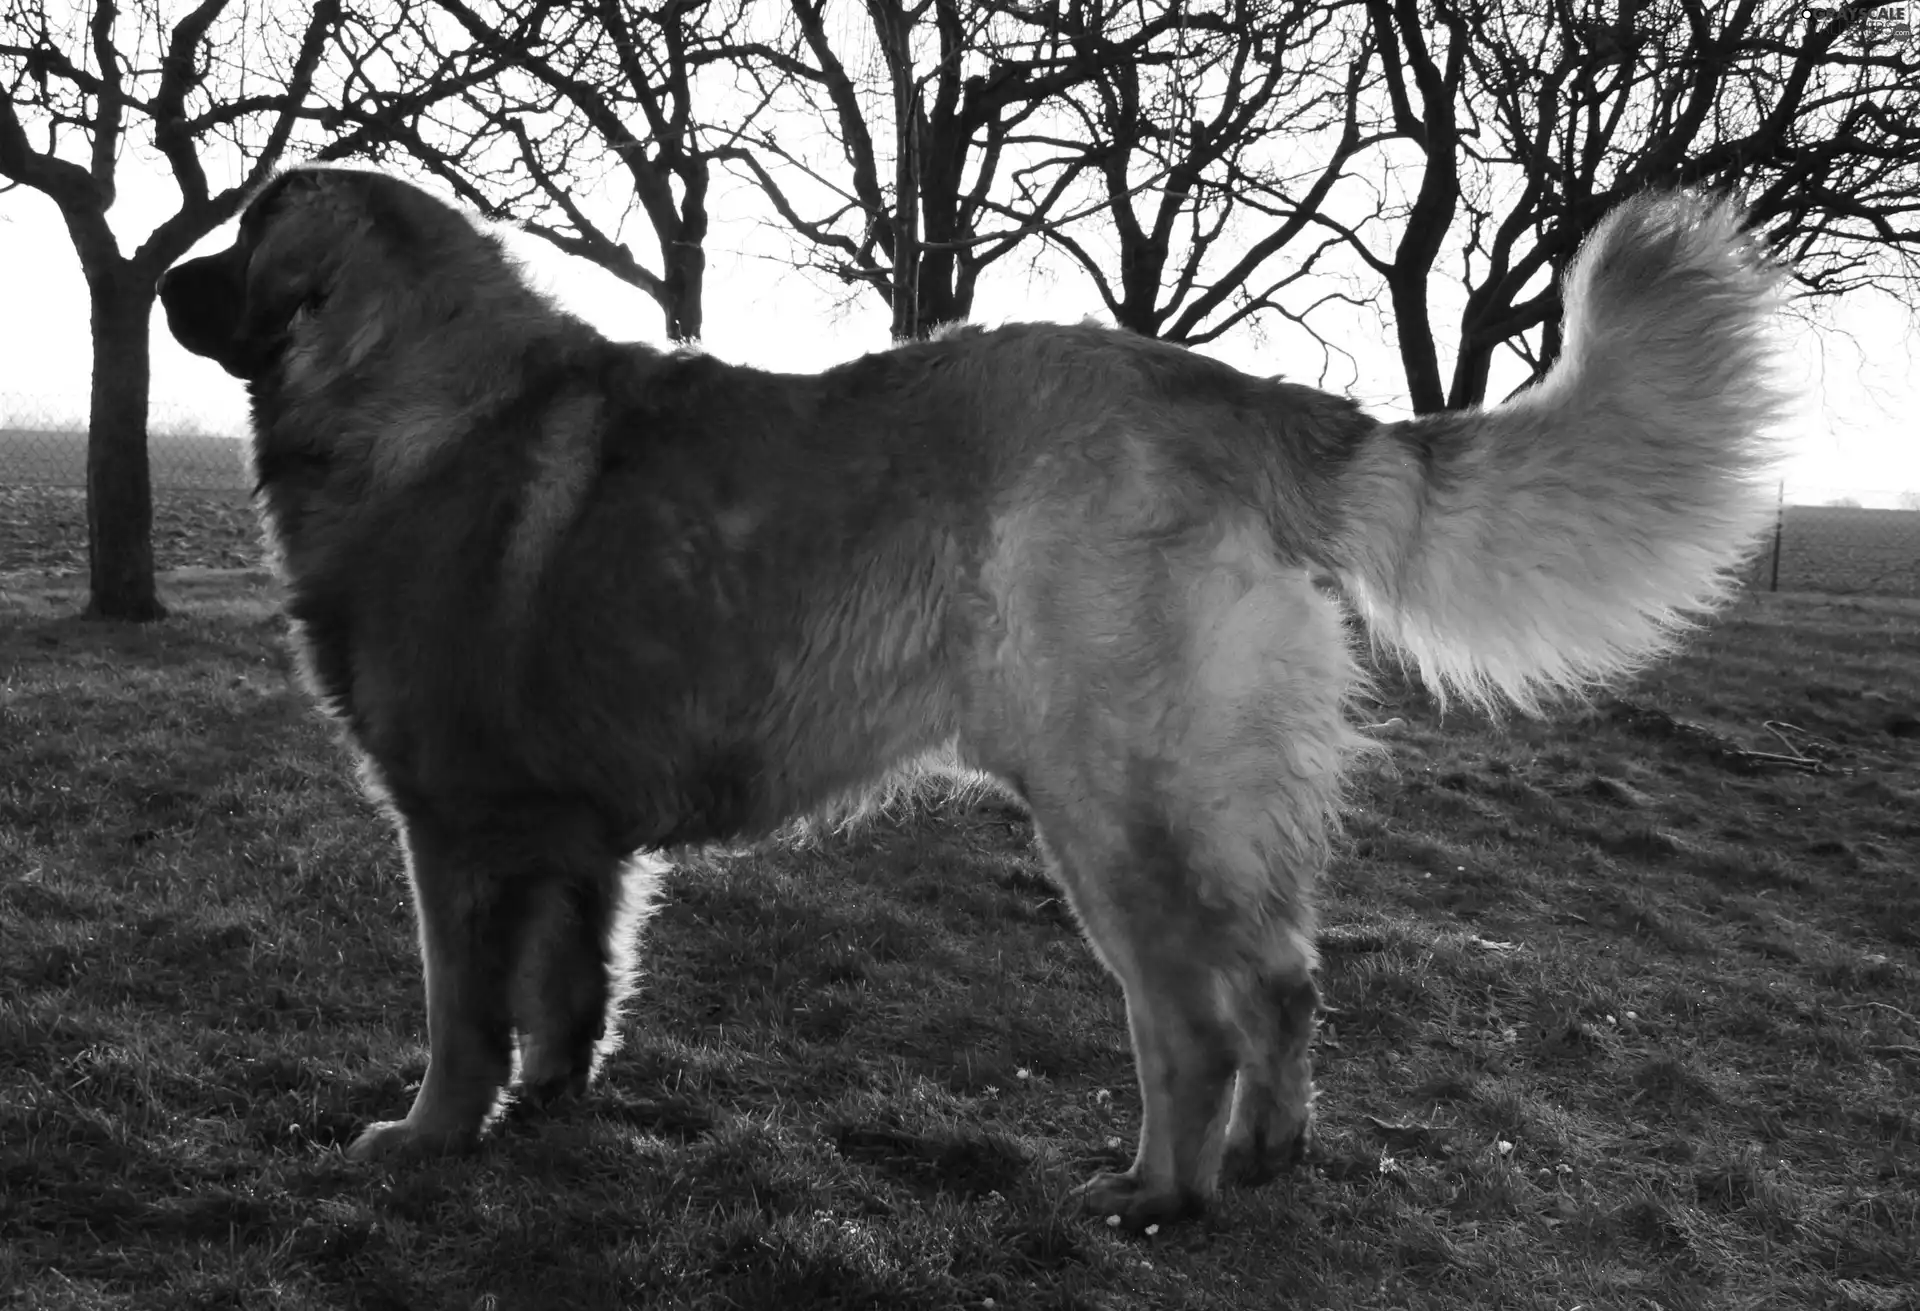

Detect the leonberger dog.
xmin=159 ymin=164 xmax=1787 ymax=1228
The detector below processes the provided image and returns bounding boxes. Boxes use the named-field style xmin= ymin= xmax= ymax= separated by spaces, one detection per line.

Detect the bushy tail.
xmin=1329 ymin=192 xmax=1791 ymax=711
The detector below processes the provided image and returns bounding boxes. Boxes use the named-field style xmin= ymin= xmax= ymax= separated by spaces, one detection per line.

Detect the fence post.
xmin=1769 ymin=479 xmax=1784 ymax=593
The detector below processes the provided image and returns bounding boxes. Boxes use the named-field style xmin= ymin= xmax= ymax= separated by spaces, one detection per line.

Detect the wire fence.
xmin=0 ymin=395 xmax=252 ymax=492
xmin=3 ymin=398 xmax=1918 ymax=596
xmin=1 ymin=396 xmax=258 ymax=574
xmin=1743 ymin=490 xmax=1920 ymax=598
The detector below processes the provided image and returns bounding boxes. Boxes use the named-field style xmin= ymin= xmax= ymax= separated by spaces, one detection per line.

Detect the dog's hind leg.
xmin=1170 ymin=557 xmax=1356 ymax=1191
xmin=1057 ymin=540 xmax=1355 ymax=1222
xmin=1024 ymin=802 xmax=1242 ymax=1228
xmin=1219 ymin=942 xmax=1319 ymax=1186
xmin=1037 ymin=802 xmax=1323 ymax=1225
xmin=971 ymin=512 xmax=1356 ymax=1224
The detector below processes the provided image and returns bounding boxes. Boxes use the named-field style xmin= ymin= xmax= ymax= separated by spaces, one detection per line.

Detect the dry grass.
xmin=2 ymin=569 xmax=1916 ymax=1310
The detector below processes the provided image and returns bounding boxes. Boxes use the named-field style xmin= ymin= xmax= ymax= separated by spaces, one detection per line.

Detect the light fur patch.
xmin=1175 ymin=521 xmax=1370 ymax=936
xmin=498 ymin=392 xmax=604 ymax=626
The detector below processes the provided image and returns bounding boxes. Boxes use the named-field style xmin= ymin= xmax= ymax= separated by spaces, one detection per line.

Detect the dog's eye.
xmin=288 ymin=288 xmax=329 ymax=330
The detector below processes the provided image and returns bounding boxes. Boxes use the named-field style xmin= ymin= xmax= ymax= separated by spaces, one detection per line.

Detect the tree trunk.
xmin=85 ymin=263 xmax=165 ymax=621
xmin=1448 ymin=324 xmax=1497 ymax=410
xmin=662 ymin=240 xmax=706 ymax=343
xmin=1388 ymin=268 xmax=1447 ymax=415
xmin=912 ymin=215 xmax=965 ymax=329
xmin=875 ymin=2 xmax=922 ymax=341
xmin=662 ymin=164 xmax=709 ymax=344
xmin=916 ymin=118 xmax=966 ymax=329
xmin=1112 ymin=245 xmax=1167 ymax=337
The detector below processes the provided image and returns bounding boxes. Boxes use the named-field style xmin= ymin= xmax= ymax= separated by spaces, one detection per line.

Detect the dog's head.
xmin=159 ymin=165 xmax=507 ymax=383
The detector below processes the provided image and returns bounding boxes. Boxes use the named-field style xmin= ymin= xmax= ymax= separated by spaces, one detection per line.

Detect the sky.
xmin=2 ymin=153 xmax=1916 ymax=507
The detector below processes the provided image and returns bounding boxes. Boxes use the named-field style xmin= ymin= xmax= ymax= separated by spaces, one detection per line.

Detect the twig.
xmin=1604 ymin=699 xmax=1841 ymax=774
xmin=1761 ymin=720 xmax=1840 ymax=762
xmin=1844 ymin=1001 xmax=1919 ymax=1024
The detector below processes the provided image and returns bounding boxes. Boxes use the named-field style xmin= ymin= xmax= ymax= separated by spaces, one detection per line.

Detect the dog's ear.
xmin=238 ymin=167 xmax=332 ymax=243
xmin=238 ymin=170 xmax=350 ymax=353
xmin=159 ymin=168 xmax=343 ymax=380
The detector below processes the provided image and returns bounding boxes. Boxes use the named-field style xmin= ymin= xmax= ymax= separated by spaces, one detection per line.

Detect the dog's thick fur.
xmin=160 ymin=165 xmax=1787 ymax=1227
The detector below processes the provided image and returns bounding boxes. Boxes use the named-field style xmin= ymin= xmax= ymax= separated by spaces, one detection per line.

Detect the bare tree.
xmin=362 ymin=1 xmax=1279 ymax=345
xmin=726 ymin=0 xmax=1202 ymax=339
xmin=1004 ymin=0 xmax=1380 ymax=348
xmin=0 ymin=0 xmax=508 ymax=618
xmin=373 ymin=0 xmax=1373 ymax=348
xmin=1312 ymin=0 xmax=1920 ymax=413
xmin=375 ymin=0 xmax=758 ymax=343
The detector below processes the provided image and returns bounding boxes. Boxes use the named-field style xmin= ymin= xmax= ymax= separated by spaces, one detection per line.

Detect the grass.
xmin=1 ymin=567 xmax=1917 ymax=1310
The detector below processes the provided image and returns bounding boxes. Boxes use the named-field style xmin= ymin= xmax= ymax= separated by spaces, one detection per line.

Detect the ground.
xmin=1 ymin=514 xmax=1917 ymax=1309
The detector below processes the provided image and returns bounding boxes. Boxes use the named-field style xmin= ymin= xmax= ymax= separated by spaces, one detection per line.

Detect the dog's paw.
xmin=512 ymin=1069 xmax=591 ymax=1115
xmin=515 ymin=1041 xmax=595 ymax=1110
xmin=1221 ymin=1113 xmax=1313 ymax=1188
xmin=1072 ymin=1169 xmax=1206 ymax=1232
xmin=345 ymin=1118 xmax=479 ymax=1162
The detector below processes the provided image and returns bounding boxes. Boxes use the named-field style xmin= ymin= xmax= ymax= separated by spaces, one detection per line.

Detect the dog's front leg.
xmin=348 ymin=813 xmax=519 ymax=1160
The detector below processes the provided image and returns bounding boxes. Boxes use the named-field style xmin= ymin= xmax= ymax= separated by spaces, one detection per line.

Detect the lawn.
xmin=1 ymin=565 xmax=1916 ymax=1311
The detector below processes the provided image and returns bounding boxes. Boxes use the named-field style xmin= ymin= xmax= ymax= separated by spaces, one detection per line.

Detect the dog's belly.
xmin=497 ymin=572 xmax=972 ymax=850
